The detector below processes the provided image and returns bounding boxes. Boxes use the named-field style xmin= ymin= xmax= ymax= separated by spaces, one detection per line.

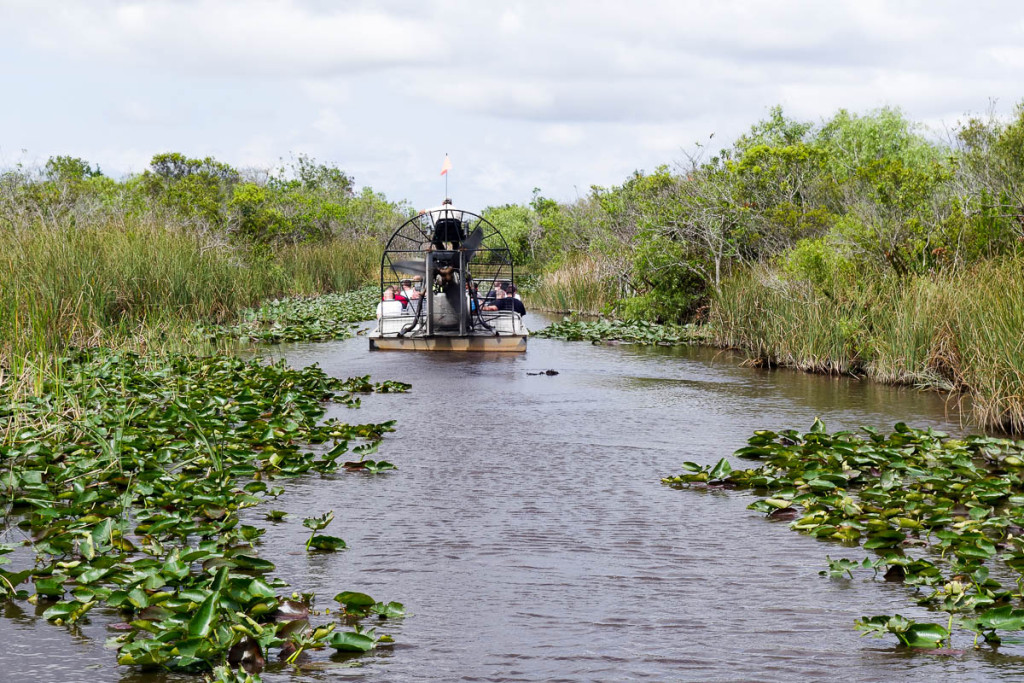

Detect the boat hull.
xmin=368 ymin=334 xmax=526 ymax=352
xmin=368 ymin=310 xmax=527 ymax=352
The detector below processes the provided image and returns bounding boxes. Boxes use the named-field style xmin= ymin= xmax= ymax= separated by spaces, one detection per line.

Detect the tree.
xmin=44 ymin=156 xmax=102 ymax=184
xmin=482 ymin=203 xmax=537 ymax=265
xmin=949 ymin=102 xmax=1024 ymax=259
xmin=141 ymin=153 xmax=240 ymax=230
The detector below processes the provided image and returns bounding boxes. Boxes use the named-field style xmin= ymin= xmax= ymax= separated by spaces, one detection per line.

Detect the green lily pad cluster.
xmin=205 ymin=286 xmax=379 ymax=343
xmin=663 ymin=419 xmax=1024 ymax=649
xmin=534 ymin=317 xmax=711 ymax=345
xmin=0 ymin=347 xmax=408 ymax=672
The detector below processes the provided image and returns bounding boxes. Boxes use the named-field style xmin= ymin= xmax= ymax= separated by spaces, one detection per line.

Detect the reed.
xmin=711 ymin=259 xmax=1024 ymax=432
xmin=951 ymin=259 xmax=1024 ymax=432
xmin=529 ymin=253 xmax=624 ymax=315
xmin=0 ymin=214 xmax=378 ymax=365
xmin=710 ymin=268 xmax=866 ymax=375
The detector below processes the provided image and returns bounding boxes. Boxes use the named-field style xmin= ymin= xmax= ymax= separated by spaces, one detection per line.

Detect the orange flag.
xmin=440 ymin=154 xmax=452 ymax=176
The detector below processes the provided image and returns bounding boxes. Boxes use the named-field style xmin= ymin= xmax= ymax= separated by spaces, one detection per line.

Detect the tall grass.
xmin=952 ymin=260 xmax=1024 ymax=431
xmin=528 ymin=254 xmax=625 ymax=315
xmin=711 ymin=259 xmax=1024 ymax=432
xmin=0 ymin=214 xmax=378 ymax=366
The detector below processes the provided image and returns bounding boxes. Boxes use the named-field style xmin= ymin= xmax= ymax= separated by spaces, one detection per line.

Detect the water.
xmin=5 ymin=315 xmax=1024 ymax=682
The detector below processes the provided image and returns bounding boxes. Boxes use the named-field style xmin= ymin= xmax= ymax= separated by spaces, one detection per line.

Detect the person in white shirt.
xmin=376 ymin=286 xmax=404 ymax=318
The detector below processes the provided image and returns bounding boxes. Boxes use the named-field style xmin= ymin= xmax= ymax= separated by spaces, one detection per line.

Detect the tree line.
xmin=484 ymin=103 xmax=1024 ymax=322
xmin=0 ymin=151 xmax=409 ymax=250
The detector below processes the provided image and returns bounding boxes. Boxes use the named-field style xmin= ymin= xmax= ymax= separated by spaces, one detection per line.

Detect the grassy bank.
xmin=529 ymin=252 xmax=1024 ymax=433
xmin=0 ymin=215 xmax=378 ymax=366
xmin=526 ymin=254 xmax=626 ymax=316
xmin=0 ymin=155 xmax=407 ymax=676
xmin=711 ymin=259 xmax=1024 ymax=432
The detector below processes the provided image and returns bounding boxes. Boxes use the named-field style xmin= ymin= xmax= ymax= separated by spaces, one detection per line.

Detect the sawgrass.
xmin=528 ymin=254 xmax=624 ymax=315
xmin=711 ymin=259 xmax=1024 ymax=432
xmin=0 ymin=214 xmax=378 ymax=366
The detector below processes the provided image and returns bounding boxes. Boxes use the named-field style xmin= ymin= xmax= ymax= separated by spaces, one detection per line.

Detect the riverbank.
xmin=0 ymin=215 xmax=379 ymax=363
xmin=526 ymin=255 xmax=1024 ymax=434
xmin=0 ymin=218 xmax=400 ymax=676
xmin=711 ymin=259 xmax=1024 ymax=433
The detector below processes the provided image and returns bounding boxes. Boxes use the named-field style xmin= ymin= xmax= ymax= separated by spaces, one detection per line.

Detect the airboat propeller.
xmin=370 ymin=202 xmax=527 ymax=352
xmin=388 ymin=224 xmax=485 ymax=276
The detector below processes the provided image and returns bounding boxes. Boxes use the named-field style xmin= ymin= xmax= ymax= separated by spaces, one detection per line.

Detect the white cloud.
xmin=539 ymin=124 xmax=585 ymax=146
xmin=2 ymin=0 xmax=1022 ymax=208
xmin=14 ymin=0 xmax=449 ymax=76
xmin=117 ymin=100 xmax=164 ymax=125
xmin=989 ymin=46 xmax=1024 ymax=69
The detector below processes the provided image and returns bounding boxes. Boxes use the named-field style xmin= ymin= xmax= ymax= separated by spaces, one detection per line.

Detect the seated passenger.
xmin=400 ymin=279 xmax=421 ymax=301
xmin=506 ymin=284 xmax=522 ymax=301
xmin=482 ymin=287 xmax=526 ymax=316
xmin=393 ymin=284 xmax=410 ymax=309
xmin=376 ymin=287 xmax=404 ymax=318
xmin=484 ymin=281 xmax=503 ymax=301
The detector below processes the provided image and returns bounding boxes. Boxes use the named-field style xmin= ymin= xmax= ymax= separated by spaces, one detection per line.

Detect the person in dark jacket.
xmin=482 ymin=287 xmax=526 ymax=316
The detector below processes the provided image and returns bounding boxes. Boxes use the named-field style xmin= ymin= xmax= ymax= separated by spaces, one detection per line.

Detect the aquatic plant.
xmin=207 ymin=663 xmax=263 ymax=683
xmin=0 ymin=209 xmax=381 ymax=363
xmin=534 ymin=317 xmax=711 ymax=345
xmin=206 ymin=286 xmax=379 ymax=344
xmin=528 ymin=253 xmax=626 ymax=316
xmin=0 ymin=348 xmax=408 ymax=672
xmin=302 ymin=511 xmax=346 ymax=552
xmin=664 ymin=419 xmax=1024 ymax=649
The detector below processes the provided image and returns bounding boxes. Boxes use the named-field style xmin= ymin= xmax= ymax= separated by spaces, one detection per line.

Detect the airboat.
xmin=368 ymin=201 xmax=527 ymax=352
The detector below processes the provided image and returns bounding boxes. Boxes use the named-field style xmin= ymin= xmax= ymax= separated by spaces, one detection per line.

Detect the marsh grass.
xmin=711 ymin=259 xmax=1024 ymax=432
xmin=528 ymin=254 xmax=623 ymax=315
xmin=0 ymin=216 xmax=378 ymax=365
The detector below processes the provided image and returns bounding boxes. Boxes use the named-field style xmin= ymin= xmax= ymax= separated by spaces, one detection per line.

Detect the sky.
xmin=1 ymin=0 xmax=1023 ymax=210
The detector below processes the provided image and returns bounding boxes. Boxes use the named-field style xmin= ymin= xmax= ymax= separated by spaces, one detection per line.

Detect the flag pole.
xmin=440 ymin=153 xmax=452 ymax=200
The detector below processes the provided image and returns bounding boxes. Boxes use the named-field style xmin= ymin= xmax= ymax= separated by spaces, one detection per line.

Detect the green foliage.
xmin=856 ymin=615 xmax=950 ymax=649
xmin=482 ymin=203 xmax=536 ymax=264
xmin=229 ymin=183 xmax=293 ymax=243
xmin=534 ymin=317 xmax=711 ymax=345
xmin=733 ymin=105 xmax=814 ymax=153
xmin=208 ymin=286 xmax=378 ymax=343
xmin=529 ymin=101 xmax=1024 ymax=327
xmin=288 ymin=152 xmax=354 ymax=195
xmin=0 ymin=349 xmax=404 ymax=671
xmin=780 ymin=234 xmax=855 ymax=294
xmin=623 ymin=231 xmax=706 ymax=322
xmin=142 ymin=152 xmax=240 ymax=228
xmin=44 ymin=155 xmax=103 ymax=183
xmin=0 ymin=214 xmax=379 ymax=361
xmin=0 ymin=150 xmax=393 ymax=362
xmin=665 ymin=419 xmax=1024 ymax=650
xmin=815 ymin=106 xmax=943 ymax=181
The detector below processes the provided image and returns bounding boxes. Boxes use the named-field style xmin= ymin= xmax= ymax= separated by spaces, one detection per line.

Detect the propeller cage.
xmin=380 ymin=207 xmax=517 ymax=337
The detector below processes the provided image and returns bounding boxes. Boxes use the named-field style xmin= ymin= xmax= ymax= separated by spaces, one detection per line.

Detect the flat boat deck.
xmin=368 ymin=310 xmax=527 ymax=352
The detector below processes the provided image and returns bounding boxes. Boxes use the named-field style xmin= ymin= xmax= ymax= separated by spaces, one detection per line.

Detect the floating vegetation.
xmin=205 ymin=286 xmax=379 ymax=343
xmin=534 ymin=318 xmax=711 ymax=345
xmin=663 ymin=419 xmax=1024 ymax=650
xmin=0 ymin=348 xmax=408 ymax=673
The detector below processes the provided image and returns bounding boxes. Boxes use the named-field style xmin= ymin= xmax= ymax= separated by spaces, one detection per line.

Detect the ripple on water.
xmin=0 ymin=317 xmax=997 ymax=682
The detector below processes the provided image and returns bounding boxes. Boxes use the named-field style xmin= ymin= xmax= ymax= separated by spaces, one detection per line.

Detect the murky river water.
xmin=5 ymin=314 xmax=1024 ymax=682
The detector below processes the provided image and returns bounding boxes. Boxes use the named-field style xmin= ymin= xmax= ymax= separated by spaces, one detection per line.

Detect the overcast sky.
xmin=2 ymin=0 xmax=1022 ymax=210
